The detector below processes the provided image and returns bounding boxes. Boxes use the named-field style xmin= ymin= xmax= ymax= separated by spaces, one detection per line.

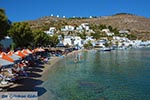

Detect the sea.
xmin=40 ymin=48 xmax=150 ymax=100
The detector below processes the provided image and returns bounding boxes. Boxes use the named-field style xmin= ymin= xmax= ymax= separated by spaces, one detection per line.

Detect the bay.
xmin=41 ymin=48 xmax=150 ymax=100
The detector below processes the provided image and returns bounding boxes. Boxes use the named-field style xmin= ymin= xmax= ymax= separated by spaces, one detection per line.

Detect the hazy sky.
xmin=0 ymin=0 xmax=149 ymax=22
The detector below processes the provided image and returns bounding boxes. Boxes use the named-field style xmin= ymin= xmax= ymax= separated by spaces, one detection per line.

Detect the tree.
xmin=0 ymin=9 xmax=11 ymax=40
xmin=104 ymin=42 xmax=110 ymax=47
xmin=91 ymin=31 xmax=101 ymax=40
xmin=49 ymin=34 xmax=59 ymax=47
xmin=33 ymin=30 xmax=50 ymax=47
xmin=127 ymin=34 xmax=137 ymax=40
xmin=77 ymin=32 xmax=86 ymax=39
xmin=108 ymin=25 xmax=113 ymax=32
xmin=84 ymin=40 xmax=93 ymax=49
xmin=113 ymin=30 xmax=120 ymax=36
xmin=99 ymin=24 xmax=107 ymax=30
xmin=8 ymin=22 xmax=34 ymax=48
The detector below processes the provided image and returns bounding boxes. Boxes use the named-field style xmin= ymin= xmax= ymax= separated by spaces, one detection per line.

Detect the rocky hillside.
xmin=26 ymin=13 xmax=150 ymax=40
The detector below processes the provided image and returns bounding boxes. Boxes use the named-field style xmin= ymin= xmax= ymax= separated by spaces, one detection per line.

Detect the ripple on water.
xmin=41 ymin=48 xmax=150 ymax=100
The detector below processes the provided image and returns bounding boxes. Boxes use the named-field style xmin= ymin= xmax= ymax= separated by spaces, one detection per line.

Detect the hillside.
xmin=26 ymin=13 xmax=150 ymax=40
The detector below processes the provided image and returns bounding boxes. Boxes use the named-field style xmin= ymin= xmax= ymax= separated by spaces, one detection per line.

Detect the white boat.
xmin=99 ymin=47 xmax=111 ymax=52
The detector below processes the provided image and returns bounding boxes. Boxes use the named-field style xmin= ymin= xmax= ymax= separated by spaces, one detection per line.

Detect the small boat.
xmin=99 ymin=47 xmax=111 ymax=52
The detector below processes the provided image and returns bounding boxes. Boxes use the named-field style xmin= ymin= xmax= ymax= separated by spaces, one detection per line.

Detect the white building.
xmin=119 ymin=30 xmax=129 ymax=34
xmin=63 ymin=36 xmax=83 ymax=48
xmin=102 ymin=29 xmax=114 ymax=36
xmin=94 ymin=40 xmax=107 ymax=48
xmin=44 ymin=27 xmax=56 ymax=36
xmin=76 ymin=23 xmax=90 ymax=32
xmin=81 ymin=23 xmax=89 ymax=31
xmin=113 ymin=36 xmax=129 ymax=41
xmin=84 ymin=36 xmax=96 ymax=46
xmin=61 ymin=25 xmax=75 ymax=31
xmin=74 ymin=36 xmax=83 ymax=48
xmin=76 ymin=25 xmax=83 ymax=32
xmin=63 ymin=36 xmax=73 ymax=46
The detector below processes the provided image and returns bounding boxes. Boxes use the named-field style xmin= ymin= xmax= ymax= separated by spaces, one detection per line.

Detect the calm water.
xmin=41 ymin=48 xmax=150 ymax=100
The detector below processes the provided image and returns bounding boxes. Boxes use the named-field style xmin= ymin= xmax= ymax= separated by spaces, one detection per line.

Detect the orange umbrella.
xmin=34 ymin=48 xmax=45 ymax=52
xmin=22 ymin=49 xmax=29 ymax=55
xmin=7 ymin=51 xmax=14 ymax=56
xmin=31 ymin=50 xmax=35 ymax=53
xmin=1 ymin=52 xmax=7 ymax=56
xmin=39 ymin=48 xmax=45 ymax=52
xmin=26 ymin=49 xmax=32 ymax=54
xmin=34 ymin=48 xmax=40 ymax=52
xmin=15 ymin=50 xmax=26 ymax=58
xmin=0 ymin=52 xmax=14 ymax=62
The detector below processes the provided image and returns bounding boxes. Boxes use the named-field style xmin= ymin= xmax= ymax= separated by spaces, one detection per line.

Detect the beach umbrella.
xmin=22 ymin=49 xmax=32 ymax=54
xmin=14 ymin=50 xmax=26 ymax=58
xmin=26 ymin=49 xmax=32 ymax=54
xmin=8 ymin=54 xmax=22 ymax=63
xmin=7 ymin=51 xmax=22 ymax=63
xmin=0 ymin=52 xmax=14 ymax=62
xmin=0 ymin=52 xmax=7 ymax=56
xmin=22 ymin=49 xmax=29 ymax=55
xmin=34 ymin=48 xmax=45 ymax=52
xmin=7 ymin=51 xmax=14 ymax=56
xmin=0 ymin=58 xmax=14 ymax=78
xmin=0 ymin=58 xmax=14 ymax=68
xmin=34 ymin=48 xmax=40 ymax=52
xmin=39 ymin=48 xmax=45 ymax=52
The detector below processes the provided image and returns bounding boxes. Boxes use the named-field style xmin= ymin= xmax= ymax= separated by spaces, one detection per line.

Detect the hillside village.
xmin=43 ymin=21 xmax=150 ymax=50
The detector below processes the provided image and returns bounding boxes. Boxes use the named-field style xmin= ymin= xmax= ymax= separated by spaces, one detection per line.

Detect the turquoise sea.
xmin=41 ymin=48 xmax=150 ymax=100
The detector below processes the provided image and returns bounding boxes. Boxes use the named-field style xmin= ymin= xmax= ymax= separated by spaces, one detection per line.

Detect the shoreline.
xmin=39 ymin=56 xmax=62 ymax=81
xmin=8 ymin=50 xmax=83 ymax=94
xmin=37 ymin=50 xmax=84 ymax=100
xmin=40 ymin=49 xmax=83 ymax=80
xmin=8 ymin=55 xmax=64 ymax=90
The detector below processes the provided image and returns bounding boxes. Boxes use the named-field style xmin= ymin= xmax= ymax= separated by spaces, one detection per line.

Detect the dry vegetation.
xmin=26 ymin=13 xmax=150 ymax=40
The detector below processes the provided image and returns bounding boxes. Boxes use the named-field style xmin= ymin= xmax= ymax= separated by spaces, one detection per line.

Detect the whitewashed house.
xmin=119 ymin=30 xmax=130 ymax=36
xmin=94 ymin=39 xmax=107 ymax=48
xmin=63 ymin=36 xmax=83 ymax=48
xmin=44 ymin=27 xmax=56 ymax=36
xmin=61 ymin=25 xmax=75 ymax=31
xmin=102 ymin=29 xmax=114 ymax=36
xmin=88 ymin=29 xmax=95 ymax=33
xmin=119 ymin=30 xmax=129 ymax=34
xmin=63 ymin=36 xmax=72 ymax=46
xmin=76 ymin=23 xmax=91 ymax=33
xmin=74 ymin=36 xmax=83 ymax=48
xmin=85 ymin=36 xmax=95 ymax=41
xmin=76 ymin=25 xmax=83 ymax=32
xmin=84 ymin=36 xmax=95 ymax=46
xmin=81 ymin=23 xmax=89 ymax=31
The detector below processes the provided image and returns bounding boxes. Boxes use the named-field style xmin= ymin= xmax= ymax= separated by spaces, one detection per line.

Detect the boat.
xmin=99 ymin=47 xmax=111 ymax=52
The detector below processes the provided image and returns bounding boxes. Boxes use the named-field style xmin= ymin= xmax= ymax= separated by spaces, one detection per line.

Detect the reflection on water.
xmin=41 ymin=48 xmax=150 ymax=100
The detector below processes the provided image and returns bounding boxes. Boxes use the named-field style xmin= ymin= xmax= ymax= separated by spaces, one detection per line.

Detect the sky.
xmin=0 ymin=0 xmax=150 ymax=22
